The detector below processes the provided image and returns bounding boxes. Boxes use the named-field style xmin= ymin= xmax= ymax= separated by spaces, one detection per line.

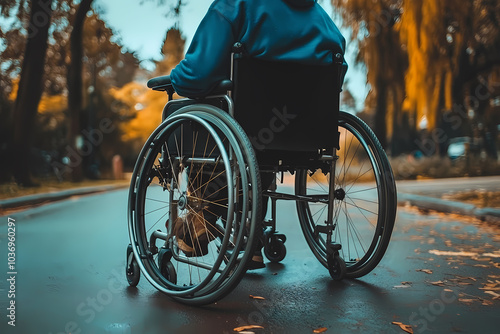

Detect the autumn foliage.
xmin=333 ymin=0 xmax=500 ymax=158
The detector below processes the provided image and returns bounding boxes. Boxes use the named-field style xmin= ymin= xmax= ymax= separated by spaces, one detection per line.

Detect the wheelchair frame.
xmin=126 ymin=44 xmax=397 ymax=305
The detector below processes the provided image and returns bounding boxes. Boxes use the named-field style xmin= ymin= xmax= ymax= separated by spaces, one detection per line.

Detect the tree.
xmin=112 ymin=29 xmax=185 ymax=145
xmin=11 ymin=0 xmax=54 ymax=185
xmin=333 ymin=0 xmax=500 ymax=157
xmin=65 ymin=0 xmax=93 ymax=181
xmin=1 ymin=0 xmax=76 ymax=182
xmin=332 ymin=0 xmax=407 ymax=150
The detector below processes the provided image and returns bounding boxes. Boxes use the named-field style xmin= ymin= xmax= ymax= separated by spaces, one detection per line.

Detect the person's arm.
xmin=170 ymin=9 xmax=235 ymax=98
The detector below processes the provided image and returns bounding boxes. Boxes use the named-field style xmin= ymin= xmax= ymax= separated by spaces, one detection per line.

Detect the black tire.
xmin=327 ymin=253 xmax=346 ymax=281
xmin=126 ymin=245 xmax=140 ymax=287
xmin=158 ymin=248 xmax=177 ymax=284
xmin=128 ymin=104 xmax=261 ymax=305
xmin=296 ymin=111 xmax=397 ymax=278
xmin=264 ymin=237 xmax=286 ymax=263
xmin=161 ymin=261 xmax=177 ymax=284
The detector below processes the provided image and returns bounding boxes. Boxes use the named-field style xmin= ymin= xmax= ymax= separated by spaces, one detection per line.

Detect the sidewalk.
xmin=0 ymin=183 xmax=129 ymax=212
xmin=396 ymin=176 xmax=500 ymax=223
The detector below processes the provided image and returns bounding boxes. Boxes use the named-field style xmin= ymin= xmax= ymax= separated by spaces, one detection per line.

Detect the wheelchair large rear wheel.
xmin=128 ymin=105 xmax=261 ymax=305
xmin=295 ymin=111 xmax=396 ymax=279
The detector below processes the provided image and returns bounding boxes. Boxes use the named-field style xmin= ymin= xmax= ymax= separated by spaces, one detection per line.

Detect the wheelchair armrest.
xmin=212 ymin=79 xmax=233 ymax=94
xmin=147 ymin=75 xmax=233 ymax=97
xmin=147 ymin=75 xmax=174 ymax=93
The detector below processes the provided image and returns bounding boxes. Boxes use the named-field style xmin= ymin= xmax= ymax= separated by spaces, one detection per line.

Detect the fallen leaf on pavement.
xmin=429 ymin=250 xmax=477 ymax=257
xmin=392 ymin=321 xmax=414 ymax=334
xmin=479 ymin=286 xmax=500 ymax=291
xmin=484 ymin=291 xmax=500 ymax=300
xmin=482 ymin=253 xmax=500 ymax=258
xmin=462 ymin=276 xmax=477 ymax=281
xmin=233 ymin=325 xmax=264 ymax=332
xmin=458 ymin=298 xmax=476 ymax=304
xmin=416 ymin=269 xmax=433 ymax=274
xmin=313 ymin=327 xmax=328 ymax=333
xmin=249 ymin=295 xmax=266 ymax=300
xmin=430 ymin=281 xmax=445 ymax=286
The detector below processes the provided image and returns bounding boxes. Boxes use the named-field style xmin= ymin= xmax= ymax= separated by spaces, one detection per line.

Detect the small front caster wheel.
xmin=327 ymin=253 xmax=346 ymax=281
xmin=158 ymin=248 xmax=177 ymax=284
xmin=126 ymin=244 xmax=140 ymax=286
xmin=264 ymin=237 xmax=287 ymax=263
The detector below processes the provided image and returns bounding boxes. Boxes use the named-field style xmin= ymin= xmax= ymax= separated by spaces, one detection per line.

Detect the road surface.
xmin=0 ymin=181 xmax=499 ymax=333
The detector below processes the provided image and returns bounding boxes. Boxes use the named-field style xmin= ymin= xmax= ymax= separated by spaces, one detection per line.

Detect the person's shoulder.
xmin=211 ymin=0 xmax=256 ymax=23
xmin=211 ymin=0 xmax=239 ymax=13
xmin=211 ymin=0 xmax=265 ymax=14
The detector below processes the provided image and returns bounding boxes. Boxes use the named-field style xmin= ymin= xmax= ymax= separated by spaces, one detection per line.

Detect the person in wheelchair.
xmin=168 ymin=0 xmax=347 ymax=268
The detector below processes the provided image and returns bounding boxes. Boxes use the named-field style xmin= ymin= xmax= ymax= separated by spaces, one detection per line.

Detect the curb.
xmin=0 ymin=184 xmax=129 ymax=210
xmin=398 ymin=192 xmax=500 ymax=223
xmin=2 ymin=183 xmax=499 ymax=224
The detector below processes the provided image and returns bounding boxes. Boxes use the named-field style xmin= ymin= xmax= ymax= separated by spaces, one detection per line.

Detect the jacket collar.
xmin=283 ymin=0 xmax=317 ymax=8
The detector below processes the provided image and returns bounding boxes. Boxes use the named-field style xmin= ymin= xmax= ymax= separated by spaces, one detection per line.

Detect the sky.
xmin=98 ymin=0 xmax=367 ymax=109
xmin=99 ymin=0 xmax=213 ymax=68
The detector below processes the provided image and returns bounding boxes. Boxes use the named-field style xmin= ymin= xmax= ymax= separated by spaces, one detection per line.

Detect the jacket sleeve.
xmin=170 ymin=9 xmax=235 ymax=98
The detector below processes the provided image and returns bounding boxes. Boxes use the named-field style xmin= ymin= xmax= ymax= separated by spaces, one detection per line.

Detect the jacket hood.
xmin=283 ymin=0 xmax=317 ymax=8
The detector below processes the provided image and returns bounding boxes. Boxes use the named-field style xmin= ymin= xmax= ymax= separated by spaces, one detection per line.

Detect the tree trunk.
xmin=374 ymin=75 xmax=388 ymax=149
xmin=66 ymin=0 xmax=93 ymax=182
xmin=11 ymin=0 xmax=54 ymax=186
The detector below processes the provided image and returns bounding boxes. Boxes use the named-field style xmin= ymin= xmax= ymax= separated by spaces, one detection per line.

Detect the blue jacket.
xmin=170 ymin=0 xmax=347 ymax=98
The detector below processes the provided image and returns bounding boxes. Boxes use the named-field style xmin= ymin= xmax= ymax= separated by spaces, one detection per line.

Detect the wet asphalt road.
xmin=0 ymin=183 xmax=499 ymax=334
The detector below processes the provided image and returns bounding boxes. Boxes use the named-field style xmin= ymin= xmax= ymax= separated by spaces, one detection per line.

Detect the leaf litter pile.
xmin=405 ymin=210 xmax=500 ymax=305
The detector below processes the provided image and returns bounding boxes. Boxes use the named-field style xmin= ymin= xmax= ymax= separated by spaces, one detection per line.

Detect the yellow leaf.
xmin=233 ymin=325 xmax=264 ymax=332
xmin=484 ymin=291 xmax=500 ymax=300
xmin=313 ymin=327 xmax=328 ymax=333
xmin=391 ymin=321 xmax=414 ymax=334
xmin=416 ymin=269 xmax=433 ymax=274
xmin=458 ymin=298 xmax=476 ymax=303
xmin=249 ymin=295 xmax=266 ymax=300
xmin=430 ymin=281 xmax=445 ymax=286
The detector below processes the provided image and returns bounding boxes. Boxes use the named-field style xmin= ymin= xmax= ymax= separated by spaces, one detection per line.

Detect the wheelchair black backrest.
xmin=231 ymin=47 xmax=343 ymax=168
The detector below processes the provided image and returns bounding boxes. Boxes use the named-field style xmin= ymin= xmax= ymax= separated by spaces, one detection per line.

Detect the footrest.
xmin=327 ymin=242 xmax=342 ymax=255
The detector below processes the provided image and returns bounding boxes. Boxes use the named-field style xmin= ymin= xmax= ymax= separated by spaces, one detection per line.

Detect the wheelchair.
xmin=126 ymin=43 xmax=397 ymax=305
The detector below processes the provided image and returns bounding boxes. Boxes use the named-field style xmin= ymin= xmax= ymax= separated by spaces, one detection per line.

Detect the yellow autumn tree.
xmin=113 ymin=28 xmax=185 ymax=144
xmin=333 ymin=0 xmax=500 ymax=156
xmin=333 ymin=0 xmax=407 ymax=150
xmin=399 ymin=1 xmax=471 ymax=130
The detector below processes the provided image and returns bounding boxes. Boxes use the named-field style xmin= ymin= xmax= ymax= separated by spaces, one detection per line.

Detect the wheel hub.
xmin=178 ymin=194 xmax=187 ymax=210
xmin=334 ymin=188 xmax=346 ymax=201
